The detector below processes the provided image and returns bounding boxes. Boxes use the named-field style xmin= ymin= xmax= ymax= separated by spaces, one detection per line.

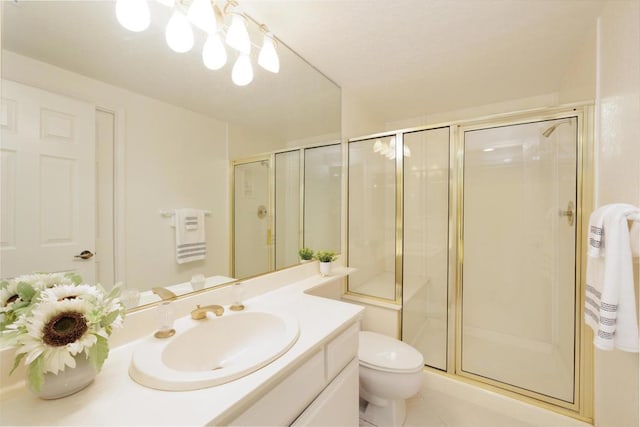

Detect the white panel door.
xmin=1 ymin=80 xmax=96 ymax=282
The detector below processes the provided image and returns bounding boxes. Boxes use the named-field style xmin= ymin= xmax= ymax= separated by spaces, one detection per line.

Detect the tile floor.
xmin=402 ymin=386 xmax=535 ymax=427
xmin=360 ymin=375 xmax=589 ymax=427
xmin=359 ymin=387 xmax=533 ymax=427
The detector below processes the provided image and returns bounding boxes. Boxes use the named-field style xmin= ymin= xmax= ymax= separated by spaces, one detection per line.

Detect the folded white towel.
xmin=174 ymin=209 xmax=206 ymax=264
xmin=585 ymin=204 xmax=639 ymax=352
xmin=184 ymin=214 xmax=199 ymax=231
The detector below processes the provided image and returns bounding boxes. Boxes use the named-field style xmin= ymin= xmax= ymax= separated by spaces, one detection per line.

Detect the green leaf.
xmin=66 ymin=272 xmax=83 ymax=285
xmin=107 ymin=282 xmax=123 ymax=300
xmin=100 ymin=310 xmax=120 ymax=328
xmin=0 ymin=280 xmax=9 ymax=290
xmin=89 ymin=335 xmax=109 ymax=373
xmin=84 ymin=309 xmax=100 ymax=325
xmin=28 ymin=355 xmax=45 ymax=392
xmin=16 ymin=282 xmax=36 ymax=303
xmin=10 ymin=352 xmax=26 ymax=375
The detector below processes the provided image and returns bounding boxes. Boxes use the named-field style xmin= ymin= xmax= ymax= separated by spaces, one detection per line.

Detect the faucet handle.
xmin=154 ymin=301 xmax=176 ymax=338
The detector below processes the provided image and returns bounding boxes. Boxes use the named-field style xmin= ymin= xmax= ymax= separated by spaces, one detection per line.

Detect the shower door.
xmin=460 ymin=117 xmax=579 ymax=406
xmin=402 ymin=127 xmax=450 ymax=370
xmin=233 ymin=159 xmax=272 ymax=279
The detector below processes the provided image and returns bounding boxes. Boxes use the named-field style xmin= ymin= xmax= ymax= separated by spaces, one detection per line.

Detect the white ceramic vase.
xmin=319 ymin=261 xmax=332 ymax=276
xmin=29 ymin=356 xmax=97 ymax=400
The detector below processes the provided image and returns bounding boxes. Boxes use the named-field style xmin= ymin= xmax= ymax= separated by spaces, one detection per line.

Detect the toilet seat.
xmin=359 ymin=331 xmax=424 ymax=373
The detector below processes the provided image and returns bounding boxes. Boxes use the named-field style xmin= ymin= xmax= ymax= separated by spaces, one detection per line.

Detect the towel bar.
xmin=159 ymin=209 xmax=212 ymax=217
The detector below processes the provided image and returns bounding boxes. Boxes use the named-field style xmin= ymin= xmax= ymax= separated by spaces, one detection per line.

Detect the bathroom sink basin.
xmin=129 ymin=311 xmax=300 ymax=391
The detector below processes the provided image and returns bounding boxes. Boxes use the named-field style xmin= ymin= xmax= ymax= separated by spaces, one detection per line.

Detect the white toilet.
xmin=358 ymin=331 xmax=424 ymax=427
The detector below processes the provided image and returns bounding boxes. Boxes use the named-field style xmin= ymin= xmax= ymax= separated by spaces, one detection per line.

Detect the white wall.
xmin=384 ymin=93 xmax=560 ymax=131
xmin=341 ymin=88 xmax=383 ymax=140
xmin=2 ymin=51 xmax=230 ymax=292
xmin=228 ymin=122 xmax=280 ymax=161
xmin=592 ymin=2 xmax=640 ymax=426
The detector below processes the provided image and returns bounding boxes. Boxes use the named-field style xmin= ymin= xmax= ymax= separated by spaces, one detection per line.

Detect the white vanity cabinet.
xmin=228 ymin=323 xmax=360 ymax=426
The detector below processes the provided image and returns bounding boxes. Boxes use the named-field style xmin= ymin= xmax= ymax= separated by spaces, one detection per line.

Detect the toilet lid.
xmin=358 ymin=331 xmax=424 ymax=373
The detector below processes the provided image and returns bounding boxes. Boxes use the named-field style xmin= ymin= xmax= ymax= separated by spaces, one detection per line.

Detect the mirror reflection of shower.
xmin=542 ymin=118 xmax=574 ymax=138
xmin=373 ymin=136 xmax=411 ymax=159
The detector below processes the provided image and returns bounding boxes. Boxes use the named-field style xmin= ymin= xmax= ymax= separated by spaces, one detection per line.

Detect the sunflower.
xmin=0 ymin=273 xmax=83 ymax=332
xmin=0 ymin=276 xmax=125 ymax=392
xmin=15 ymin=297 xmax=98 ymax=375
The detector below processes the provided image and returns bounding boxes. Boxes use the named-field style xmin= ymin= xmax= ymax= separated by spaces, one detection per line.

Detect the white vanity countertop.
xmin=0 ymin=272 xmax=363 ymax=426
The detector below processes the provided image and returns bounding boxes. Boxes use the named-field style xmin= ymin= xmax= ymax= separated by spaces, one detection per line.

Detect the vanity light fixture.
xmin=188 ymin=0 xmax=217 ymax=33
xmin=373 ymin=137 xmax=411 ymax=160
xmin=258 ymin=27 xmax=279 ymax=73
xmin=165 ymin=7 xmax=195 ymax=53
xmin=115 ymin=0 xmax=150 ymax=32
xmin=225 ymin=9 xmax=251 ymax=54
xmin=115 ymin=0 xmax=280 ymax=86
xmin=203 ymin=32 xmax=228 ymax=70
xmin=232 ymin=53 xmax=254 ymax=86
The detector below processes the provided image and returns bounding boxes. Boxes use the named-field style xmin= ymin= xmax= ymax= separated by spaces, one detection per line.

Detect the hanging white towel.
xmin=630 ymin=220 xmax=639 ymax=257
xmin=587 ymin=205 xmax=612 ymax=257
xmin=174 ymin=209 xmax=206 ymax=264
xmin=585 ymin=203 xmax=639 ymax=352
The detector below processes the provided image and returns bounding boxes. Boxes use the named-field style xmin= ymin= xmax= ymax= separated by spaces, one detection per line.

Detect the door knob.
xmin=74 ymin=250 xmax=94 ymax=260
xmin=559 ymin=201 xmax=575 ymax=226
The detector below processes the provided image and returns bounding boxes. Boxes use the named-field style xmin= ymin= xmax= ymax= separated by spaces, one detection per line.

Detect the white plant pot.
xmin=29 ymin=355 xmax=96 ymax=400
xmin=319 ymin=261 xmax=332 ymax=277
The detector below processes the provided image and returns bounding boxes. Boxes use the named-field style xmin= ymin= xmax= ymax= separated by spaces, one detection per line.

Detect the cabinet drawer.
xmin=291 ymin=358 xmax=359 ymax=427
xmin=326 ymin=322 xmax=359 ymax=381
xmin=229 ymin=349 xmax=326 ymax=426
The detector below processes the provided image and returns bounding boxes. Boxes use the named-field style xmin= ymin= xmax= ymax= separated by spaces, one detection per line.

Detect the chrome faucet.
xmin=191 ymin=304 xmax=224 ymax=320
xmin=152 ymin=286 xmax=177 ymax=301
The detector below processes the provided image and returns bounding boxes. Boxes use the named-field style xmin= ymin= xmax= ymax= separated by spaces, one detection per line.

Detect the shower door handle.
xmin=559 ymin=201 xmax=575 ymax=226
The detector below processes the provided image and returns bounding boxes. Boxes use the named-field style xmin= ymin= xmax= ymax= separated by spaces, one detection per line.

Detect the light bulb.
xmin=373 ymin=140 xmax=384 ymax=153
xmin=202 ymin=33 xmax=227 ymax=70
xmin=115 ymin=0 xmax=150 ymax=32
xmin=232 ymin=54 xmax=253 ymax=86
xmin=226 ymin=13 xmax=251 ymax=54
xmin=165 ymin=10 xmax=194 ymax=53
xmin=258 ymin=33 xmax=279 ymax=73
xmin=188 ymin=0 xmax=216 ymax=33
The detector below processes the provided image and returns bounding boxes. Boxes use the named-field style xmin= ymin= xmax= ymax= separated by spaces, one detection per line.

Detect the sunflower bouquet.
xmin=0 ymin=273 xmax=125 ymax=392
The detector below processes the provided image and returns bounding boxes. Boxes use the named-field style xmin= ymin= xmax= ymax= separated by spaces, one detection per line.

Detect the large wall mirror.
xmin=232 ymin=144 xmax=342 ymax=279
xmin=0 ymin=1 xmax=341 ymax=309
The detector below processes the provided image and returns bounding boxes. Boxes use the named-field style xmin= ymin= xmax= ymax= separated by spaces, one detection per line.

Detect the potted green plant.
xmin=298 ymin=247 xmax=314 ymax=263
xmin=315 ymin=251 xmax=337 ymax=276
xmin=0 ymin=273 xmax=125 ymax=399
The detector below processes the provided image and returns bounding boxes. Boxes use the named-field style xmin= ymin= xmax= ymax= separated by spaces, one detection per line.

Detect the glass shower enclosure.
xmin=347 ymin=127 xmax=451 ymax=369
xmin=346 ymin=108 xmax=590 ymax=415
xmin=460 ymin=117 xmax=579 ymax=405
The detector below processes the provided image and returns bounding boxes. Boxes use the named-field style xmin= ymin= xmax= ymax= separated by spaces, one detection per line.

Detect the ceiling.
xmin=2 ymin=1 xmax=341 ymax=143
xmin=243 ymin=0 xmax=605 ymax=123
xmin=3 ymin=0 xmax=605 ymax=131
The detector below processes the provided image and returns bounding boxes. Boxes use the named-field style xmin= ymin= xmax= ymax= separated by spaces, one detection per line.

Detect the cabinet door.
xmin=291 ymin=359 xmax=359 ymax=427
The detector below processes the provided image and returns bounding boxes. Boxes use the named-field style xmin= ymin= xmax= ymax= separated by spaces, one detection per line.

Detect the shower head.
xmin=542 ymin=119 xmax=573 ymax=138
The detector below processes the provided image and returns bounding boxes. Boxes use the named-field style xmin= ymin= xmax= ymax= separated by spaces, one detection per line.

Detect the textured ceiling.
xmin=243 ymin=0 xmax=605 ymax=123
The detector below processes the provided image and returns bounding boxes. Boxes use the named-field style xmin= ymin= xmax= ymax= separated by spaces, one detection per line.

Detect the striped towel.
xmin=585 ymin=204 xmax=639 ymax=352
xmin=184 ymin=214 xmax=199 ymax=230
xmin=587 ymin=205 xmax=611 ymax=257
xmin=174 ymin=209 xmax=206 ymax=264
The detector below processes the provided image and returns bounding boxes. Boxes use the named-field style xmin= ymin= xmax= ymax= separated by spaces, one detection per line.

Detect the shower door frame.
xmin=453 ymin=105 xmax=594 ymax=420
xmin=230 ymin=155 xmax=276 ymax=278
